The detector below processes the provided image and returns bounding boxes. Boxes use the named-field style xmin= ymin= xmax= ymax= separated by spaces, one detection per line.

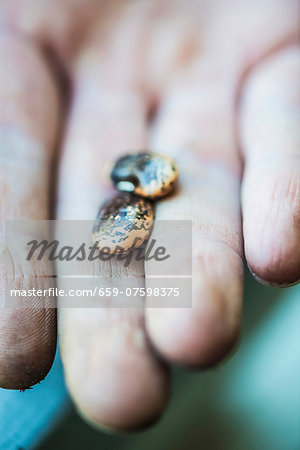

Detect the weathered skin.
xmin=111 ymin=152 xmax=178 ymax=199
xmin=0 ymin=0 xmax=299 ymax=433
xmin=92 ymin=193 xmax=154 ymax=254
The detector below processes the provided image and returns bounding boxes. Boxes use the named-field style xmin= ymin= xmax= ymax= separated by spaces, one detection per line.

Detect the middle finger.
xmin=56 ymin=67 xmax=169 ymax=430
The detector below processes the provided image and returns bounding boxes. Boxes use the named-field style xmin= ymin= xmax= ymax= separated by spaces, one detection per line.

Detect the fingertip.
xmin=146 ymin=291 xmax=241 ymax=368
xmin=244 ymin=186 xmax=300 ymax=287
xmin=246 ymin=233 xmax=300 ymax=287
xmin=62 ymin=329 xmax=170 ymax=431
xmin=0 ymin=352 xmax=54 ymax=390
xmin=240 ymin=45 xmax=300 ymax=288
xmin=0 ymin=309 xmax=56 ymax=390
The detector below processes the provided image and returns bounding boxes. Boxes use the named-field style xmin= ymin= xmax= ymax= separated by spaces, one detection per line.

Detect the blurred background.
xmin=1 ymin=268 xmax=299 ymax=450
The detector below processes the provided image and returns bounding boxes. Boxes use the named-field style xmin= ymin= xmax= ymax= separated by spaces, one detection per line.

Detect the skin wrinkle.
xmin=284 ymin=171 xmax=300 ymax=210
xmin=192 ymin=233 xmax=243 ymax=262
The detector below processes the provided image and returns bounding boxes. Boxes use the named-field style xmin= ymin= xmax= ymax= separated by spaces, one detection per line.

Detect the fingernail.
xmin=249 ymin=266 xmax=300 ymax=288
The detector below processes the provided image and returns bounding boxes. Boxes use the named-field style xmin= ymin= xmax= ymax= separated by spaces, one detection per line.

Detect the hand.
xmin=0 ymin=0 xmax=299 ymax=430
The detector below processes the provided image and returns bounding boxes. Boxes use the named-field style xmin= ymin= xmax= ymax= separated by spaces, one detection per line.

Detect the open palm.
xmin=0 ymin=0 xmax=299 ymax=430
